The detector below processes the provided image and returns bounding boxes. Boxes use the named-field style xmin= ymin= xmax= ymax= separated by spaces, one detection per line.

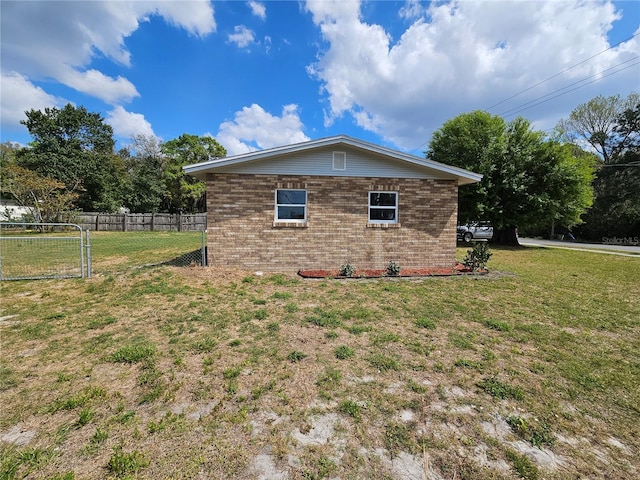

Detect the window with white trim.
xmin=368 ymin=191 xmax=398 ymax=223
xmin=275 ymin=189 xmax=307 ymax=222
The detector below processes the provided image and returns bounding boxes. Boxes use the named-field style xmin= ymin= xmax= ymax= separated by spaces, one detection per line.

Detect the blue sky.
xmin=1 ymin=0 xmax=638 ymax=155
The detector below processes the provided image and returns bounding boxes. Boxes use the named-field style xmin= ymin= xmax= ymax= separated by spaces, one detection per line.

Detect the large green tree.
xmin=556 ymin=92 xmax=639 ymax=164
xmin=16 ymin=103 xmax=126 ymax=212
xmin=427 ymin=111 xmax=594 ymax=244
xmin=120 ymin=134 xmax=166 ymax=213
xmin=574 ymin=103 xmax=640 ymax=239
xmin=161 ymin=134 xmax=226 ymax=213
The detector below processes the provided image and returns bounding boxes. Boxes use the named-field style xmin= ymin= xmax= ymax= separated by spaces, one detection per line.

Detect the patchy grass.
xmin=0 ymin=245 xmax=638 ymax=479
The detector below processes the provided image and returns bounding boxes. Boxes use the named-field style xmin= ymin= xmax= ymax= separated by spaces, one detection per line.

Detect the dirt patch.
xmin=0 ymin=425 xmax=36 ymax=446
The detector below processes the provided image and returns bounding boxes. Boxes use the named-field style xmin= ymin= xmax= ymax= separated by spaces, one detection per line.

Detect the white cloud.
xmin=228 ymin=25 xmax=256 ymax=48
xmin=58 ymin=69 xmax=139 ymax=105
xmin=217 ymin=104 xmax=310 ymax=155
xmin=0 ymin=0 xmax=215 ymax=128
xmin=248 ymin=1 xmax=267 ymax=20
xmin=0 ymin=72 xmax=66 ymax=131
xmin=153 ymin=1 xmax=217 ymax=37
xmin=106 ymin=106 xmax=156 ymax=140
xmin=399 ymin=0 xmax=427 ymax=21
xmin=305 ymin=0 xmax=639 ymax=149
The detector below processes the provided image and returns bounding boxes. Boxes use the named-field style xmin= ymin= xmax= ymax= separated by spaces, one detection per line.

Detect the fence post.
xmin=201 ymin=230 xmax=206 ymax=266
xmin=86 ymin=230 xmax=92 ymax=278
xmin=178 ymin=213 xmax=182 ymax=232
xmin=123 ymin=213 xmax=127 ymax=232
xmin=151 ymin=213 xmax=155 ymax=231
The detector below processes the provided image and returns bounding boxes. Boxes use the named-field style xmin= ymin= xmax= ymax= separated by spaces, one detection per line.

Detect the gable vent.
xmin=333 ymin=152 xmax=346 ymax=170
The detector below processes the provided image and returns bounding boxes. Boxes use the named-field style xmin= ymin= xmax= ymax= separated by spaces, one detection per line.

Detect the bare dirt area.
xmin=1 ymin=249 xmax=639 ymax=479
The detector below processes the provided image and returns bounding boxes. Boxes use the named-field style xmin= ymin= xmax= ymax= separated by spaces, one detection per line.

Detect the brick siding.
xmin=206 ymin=173 xmax=458 ymax=272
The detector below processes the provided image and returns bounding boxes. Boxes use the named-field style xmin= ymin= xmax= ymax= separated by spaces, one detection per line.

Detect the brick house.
xmin=183 ymin=135 xmax=481 ymax=272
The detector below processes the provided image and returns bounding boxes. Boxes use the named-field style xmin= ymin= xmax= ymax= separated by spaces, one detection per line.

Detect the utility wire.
xmin=409 ymin=32 xmax=640 ymax=154
xmin=486 ymin=32 xmax=640 ymax=111
xmin=498 ymin=59 xmax=640 ymax=118
xmin=497 ymin=56 xmax=640 ymax=117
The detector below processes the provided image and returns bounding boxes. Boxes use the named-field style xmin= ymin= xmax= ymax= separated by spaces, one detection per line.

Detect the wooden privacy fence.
xmin=75 ymin=213 xmax=206 ymax=232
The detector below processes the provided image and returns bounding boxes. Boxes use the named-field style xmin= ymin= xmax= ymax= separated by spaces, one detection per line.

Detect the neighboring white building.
xmin=0 ymin=198 xmax=32 ymax=221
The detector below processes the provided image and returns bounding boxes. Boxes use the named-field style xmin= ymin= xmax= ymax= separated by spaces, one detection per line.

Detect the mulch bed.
xmin=298 ymin=263 xmax=488 ymax=279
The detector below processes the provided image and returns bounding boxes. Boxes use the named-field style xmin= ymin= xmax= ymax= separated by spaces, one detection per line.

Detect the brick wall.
xmin=206 ymin=173 xmax=458 ymax=272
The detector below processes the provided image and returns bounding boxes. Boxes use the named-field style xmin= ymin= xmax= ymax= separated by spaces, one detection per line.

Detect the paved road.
xmin=518 ymin=237 xmax=640 ymax=256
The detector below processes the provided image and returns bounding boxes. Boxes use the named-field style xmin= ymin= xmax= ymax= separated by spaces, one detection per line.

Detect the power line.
xmin=409 ymin=32 xmax=640 ymax=154
xmin=497 ymin=56 xmax=640 ymax=117
xmin=486 ymin=32 xmax=640 ymax=111
xmin=497 ymin=58 xmax=640 ymax=118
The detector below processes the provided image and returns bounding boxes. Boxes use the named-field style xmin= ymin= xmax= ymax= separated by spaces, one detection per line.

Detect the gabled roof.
xmin=183 ymin=135 xmax=482 ymax=185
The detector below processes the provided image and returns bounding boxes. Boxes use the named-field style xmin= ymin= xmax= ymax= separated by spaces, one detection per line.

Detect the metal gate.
xmin=0 ymin=223 xmax=89 ymax=280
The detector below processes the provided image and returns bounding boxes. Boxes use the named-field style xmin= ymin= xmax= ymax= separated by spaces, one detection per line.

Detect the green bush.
xmin=386 ymin=261 xmax=401 ymax=276
xmin=463 ymin=241 xmax=492 ymax=271
xmin=339 ymin=263 xmax=355 ymax=277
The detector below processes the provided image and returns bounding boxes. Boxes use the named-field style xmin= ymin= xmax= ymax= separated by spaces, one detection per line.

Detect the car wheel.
xmin=463 ymin=232 xmax=473 ymax=243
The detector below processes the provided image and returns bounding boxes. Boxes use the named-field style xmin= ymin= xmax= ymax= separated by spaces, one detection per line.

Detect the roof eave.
xmin=183 ymin=135 xmax=482 ymax=184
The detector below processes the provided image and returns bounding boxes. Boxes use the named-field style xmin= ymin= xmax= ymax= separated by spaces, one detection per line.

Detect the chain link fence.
xmin=88 ymin=230 xmax=206 ymax=274
xmin=1 ymin=223 xmax=207 ymax=280
xmin=0 ymin=223 xmax=86 ymax=280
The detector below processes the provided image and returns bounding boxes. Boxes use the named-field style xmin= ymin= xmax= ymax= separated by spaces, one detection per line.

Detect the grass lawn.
xmin=0 ymin=241 xmax=638 ymax=479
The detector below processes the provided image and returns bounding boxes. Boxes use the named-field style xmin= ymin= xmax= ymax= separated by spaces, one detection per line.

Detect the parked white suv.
xmin=457 ymin=222 xmax=493 ymax=242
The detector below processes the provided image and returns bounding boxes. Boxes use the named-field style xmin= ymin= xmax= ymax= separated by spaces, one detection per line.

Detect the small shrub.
xmin=463 ymin=241 xmax=492 ymax=271
xmin=386 ymin=260 xmax=401 ymax=276
xmin=286 ymin=351 xmax=307 ymax=363
xmin=339 ymin=263 xmax=356 ymax=277
xmin=334 ymin=345 xmax=355 ymax=359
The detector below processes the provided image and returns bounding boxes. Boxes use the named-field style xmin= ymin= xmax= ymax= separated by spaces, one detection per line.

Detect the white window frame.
xmin=333 ymin=151 xmax=346 ymax=171
xmin=368 ymin=191 xmax=398 ymax=224
xmin=275 ymin=189 xmax=307 ymax=223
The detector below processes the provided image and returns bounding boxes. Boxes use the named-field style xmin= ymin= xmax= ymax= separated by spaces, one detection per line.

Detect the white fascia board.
xmin=183 ymin=135 xmax=482 ymax=185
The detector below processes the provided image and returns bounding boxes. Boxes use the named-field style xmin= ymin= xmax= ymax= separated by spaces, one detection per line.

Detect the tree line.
xmin=1 ymin=94 xmax=638 ymax=244
xmin=1 ymin=104 xmax=225 ymax=222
